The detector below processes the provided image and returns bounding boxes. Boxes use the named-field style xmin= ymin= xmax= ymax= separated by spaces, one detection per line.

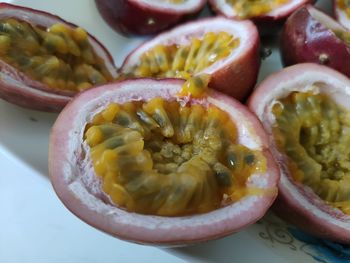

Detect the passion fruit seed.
xmin=337 ymin=0 xmax=350 ymax=19
xmin=0 ymin=19 xmax=112 ymax=91
xmin=226 ymin=0 xmax=289 ymax=19
xmin=122 ymin=32 xmax=240 ymax=80
xmin=178 ymin=74 xmax=211 ymax=98
xmin=272 ymin=91 xmax=350 ymax=214
xmin=84 ymin=98 xmax=266 ymax=216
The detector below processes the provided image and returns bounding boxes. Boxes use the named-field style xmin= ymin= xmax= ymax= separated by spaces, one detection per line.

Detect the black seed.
xmin=227 ymin=152 xmax=237 ymax=169
xmin=244 ymin=154 xmax=255 ymax=165
xmin=105 ymin=137 xmax=124 ymax=149
xmin=215 ymin=171 xmax=232 ymax=187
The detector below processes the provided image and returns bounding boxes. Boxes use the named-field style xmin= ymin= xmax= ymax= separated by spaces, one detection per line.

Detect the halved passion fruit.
xmin=49 ymin=78 xmax=279 ymax=245
xmin=334 ymin=0 xmax=350 ymax=30
xmin=281 ymin=5 xmax=350 ymax=78
xmin=119 ymin=17 xmax=260 ymax=101
xmin=95 ymin=0 xmax=206 ymax=35
xmin=248 ymin=63 xmax=350 ymax=244
xmin=0 ymin=3 xmax=116 ymax=112
xmin=208 ymin=0 xmax=314 ymax=31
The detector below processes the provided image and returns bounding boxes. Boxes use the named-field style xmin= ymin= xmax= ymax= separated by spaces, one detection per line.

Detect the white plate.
xmin=0 ymin=0 xmax=347 ymax=262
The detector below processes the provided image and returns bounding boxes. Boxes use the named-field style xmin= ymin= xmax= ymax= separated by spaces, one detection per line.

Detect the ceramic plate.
xmin=1 ymin=0 xmax=348 ymax=262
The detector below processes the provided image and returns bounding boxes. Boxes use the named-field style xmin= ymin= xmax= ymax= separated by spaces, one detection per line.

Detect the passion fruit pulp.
xmin=95 ymin=0 xmax=206 ymax=35
xmin=248 ymin=63 xmax=350 ymax=244
xmin=49 ymin=78 xmax=279 ymax=245
xmin=209 ymin=0 xmax=314 ymax=33
xmin=281 ymin=5 xmax=350 ymax=78
xmin=119 ymin=17 xmax=260 ymax=101
xmin=0 ymin=3 xmax=116 ymax=112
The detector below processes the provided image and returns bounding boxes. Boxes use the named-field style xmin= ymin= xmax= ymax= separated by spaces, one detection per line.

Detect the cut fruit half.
xmin=95 ymin=0 xmax=206 ymax=35
xmin=119 ymin=17 xmax=260 ymax=101
xmin=49 ymin=78 xmax=279 ymax=245
xmin=0 ymin=3 xmax=116 ymax=112
xmin=281 ymin=5 xmax=350 ymax=79
xmin=249 ymin=63 xmax=350 ymax=244
xmin=209 ymin=0 xmax=314 ymax=32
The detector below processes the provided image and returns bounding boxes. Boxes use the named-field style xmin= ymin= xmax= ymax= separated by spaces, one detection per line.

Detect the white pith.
xmin=253 ymin=64 xmax=350 ymax=230
xmin=308 ymin=5 xmax=345 ymax=32
xmin=129 ymin=0 xmax=204 ymax=13
xmin=122 ymin=17 xmax=255 ymax=76
xmin=51 ymin=79 xmax=277 ymax=243
xmin=211 ymin=0 xmax=308 ymax=18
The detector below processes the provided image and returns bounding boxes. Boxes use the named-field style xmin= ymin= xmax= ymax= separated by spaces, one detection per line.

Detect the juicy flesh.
xmin=226 ymin=0 xmax=289 ymax=19
xmin=0 ymin=19 xmax=112 ymax=91
xmin=272 ymin=91 xmax=350 ymax=214
xmin=122 ymin=32 xmax=239 ymax=80
xmin=337 ymin=0 xmax=350 ymax=18
xmin=84 ymin=98 xmax=266 ymax=216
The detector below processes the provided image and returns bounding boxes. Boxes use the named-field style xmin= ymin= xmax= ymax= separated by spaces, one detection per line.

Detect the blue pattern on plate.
xmin=288 ymin=227 xmax=350 ymax=263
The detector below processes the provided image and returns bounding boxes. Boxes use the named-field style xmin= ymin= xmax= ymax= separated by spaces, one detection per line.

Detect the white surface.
xmin=0 ymin=0 xmax=332 ymax=262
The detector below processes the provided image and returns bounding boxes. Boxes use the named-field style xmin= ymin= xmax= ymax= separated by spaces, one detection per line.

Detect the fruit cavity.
xmin=226 ymin=0 xmax=289 ymax=19
xmin=121 ymin=31 xmax=240 ymax=80
xmin=84 ymin=97 xmax=267 ymax=216
xmin=337 ymin=0 xmax=350 ymax=19
xmin=272 ymin=90 xmax=350 ymax=214
xmin=0 ymin=19 xmax=113 ymax=91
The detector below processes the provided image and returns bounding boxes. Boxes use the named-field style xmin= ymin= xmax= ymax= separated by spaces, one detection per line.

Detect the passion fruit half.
xmin=281 ymin=5 xmax=350 ymax=78
xmin=95 ymin=0 xmax=206 ymax=35
xmin=209 ymin=0 xmax=314 ymax=32
xmin=119 ymin=17 xmax=260 ymax=101
xmin=249 ymin=63 xmax=350 ymax=244
xmin=0 ymin=3 xmax=116 ymax=112
xmin=49 ymin=78 xmax=279 ymax=245
xmin=334 ymin=0 xmax=350 ymax=30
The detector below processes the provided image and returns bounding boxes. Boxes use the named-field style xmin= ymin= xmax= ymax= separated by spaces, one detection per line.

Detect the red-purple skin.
xmin=0 ymin=3 xmax=116 ymax=112
xmin=95 ymin=0 xmax=206 ymax=36
xmin=281 ymin=5 xmax=350 ymax=78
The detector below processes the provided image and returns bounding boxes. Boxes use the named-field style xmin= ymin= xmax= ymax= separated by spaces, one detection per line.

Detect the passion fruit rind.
xmin=95 ymin=0 xmax=206 ymax=36
xmin=209 ymin=0 xmax=315 ymax=34
xmin=120 ymin=17 xmax=260 ymax=101
xmin=50 ymin=78 xmax=279 ymax=245
xmin=0 ymin=3 xmax=116 ymax=112
xmin=248 ymin=63 xmax=350 ymax=244
xmin=281 ymin=5 xmax=350 ymax=79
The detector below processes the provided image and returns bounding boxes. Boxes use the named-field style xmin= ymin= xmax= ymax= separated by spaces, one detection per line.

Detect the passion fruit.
xmin=248 ymin=63 xmax=350 ymax=244
xmin=281 ymin=5 xmax=350 ymax=78
xmin=334 ymin=0 xmax=350 ymax=30
xmin=95 ymin=0 xmax=206 ymax=36
xmin=49 ymin=78 xmax=279 ymax=245
xmin=119 ymin=17 xmax=260 ymax=101
xmin=209 ymin=0 xmax=314 ymax=33
xmin=0 ymin=3 xmax=116 ymax=112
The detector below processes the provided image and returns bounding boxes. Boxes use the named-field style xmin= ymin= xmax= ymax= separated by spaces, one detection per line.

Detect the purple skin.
xmin=95 ymin=0 xmax=205 ymax=36
xmin=281 ymin=5 xmax=350 ymax=78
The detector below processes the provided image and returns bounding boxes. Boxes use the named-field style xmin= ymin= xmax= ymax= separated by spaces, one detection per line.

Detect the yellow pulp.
xmin=84 ymin=98 xmax=266 ymax=216
xmin=226 ymin=0 xmax=289 ymax=19
xmin=178 ymin=74 xmax=211 ymax=98
xmin=337 ymin=0 xmax=350 ymax=18
xmin=122 ymin=32 xmax=239 ymax=80
xmin=0 ymin=19 xmax=112 ymax=91
xmin=273 ymin=92 xmax=350 ymax=214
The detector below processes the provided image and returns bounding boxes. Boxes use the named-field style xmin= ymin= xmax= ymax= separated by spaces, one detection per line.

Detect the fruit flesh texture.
xmin=122 ymin=32 xmax=240 ymax=81
xmin=225 ymin=0 xmax=289 ymax=19
xmin=0 ymin=19 xmax=112 ymax=91
xmin=337 ymin=0 xmax=350 ymax=18
xmin=272 ymin=91 xmax=350 ymax=214
xmin=84 ymin=98 xmax=267 ymax=216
